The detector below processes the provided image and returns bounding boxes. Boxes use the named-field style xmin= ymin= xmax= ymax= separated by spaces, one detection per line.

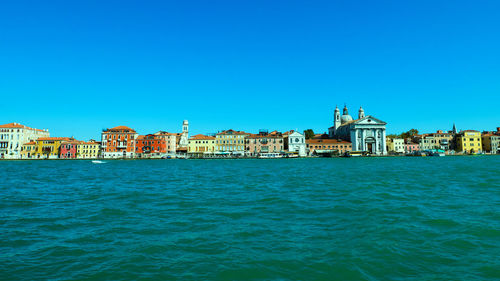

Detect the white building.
xmin=328 ymin=105 xmax=387 ymax=155
xmin=0 ymin=122 xmax=50 ymax=159
xmin=286 ymin=131 xmax=307 ymax=157
xmin=179 ymin=120 xmax=189 ymax=148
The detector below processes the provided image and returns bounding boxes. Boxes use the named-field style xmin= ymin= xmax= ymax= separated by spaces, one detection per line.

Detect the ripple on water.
xmin=1 ymin=157 xmax=500 ymax=280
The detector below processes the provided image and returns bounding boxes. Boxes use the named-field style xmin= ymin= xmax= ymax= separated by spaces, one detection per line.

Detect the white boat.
xmin=92 ymin=160 xmax=105 ymax=164
xmin=428 ymin=149 xmax=445 ymax=157
xmin=258 ymin=153 xmax=283 ymax=159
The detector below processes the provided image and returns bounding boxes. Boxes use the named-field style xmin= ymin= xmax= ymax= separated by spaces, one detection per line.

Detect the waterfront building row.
xmin=1 ymin=114 xmax=498 ymax=159
xmin=385 ymin=127 xmax=500 ymax=155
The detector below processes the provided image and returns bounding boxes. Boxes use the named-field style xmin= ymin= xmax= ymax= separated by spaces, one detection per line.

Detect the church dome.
xmin=341 ymin=105 xmax=353 ymax=124
xmin=341 ymin=114 xmax=353 ymax=124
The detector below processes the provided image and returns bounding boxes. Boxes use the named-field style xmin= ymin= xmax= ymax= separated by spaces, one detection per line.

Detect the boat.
xmin=346 ymin=151 xmax=364 ymax=157
xmin=258 ymin=153 xmax=283 ymax=159
xmin=92 ymin=160 xmax=105 ymax=164
xmin=429 ymin=149 xmax=445 ymax=157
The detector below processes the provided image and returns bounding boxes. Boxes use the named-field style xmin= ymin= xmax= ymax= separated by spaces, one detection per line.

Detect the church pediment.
xmin=354 ymin=116 xmax=387 ymax=125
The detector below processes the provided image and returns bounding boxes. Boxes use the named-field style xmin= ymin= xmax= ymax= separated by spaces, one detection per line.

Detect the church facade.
xmin=328 ymin=105 xmax=387 ymax=155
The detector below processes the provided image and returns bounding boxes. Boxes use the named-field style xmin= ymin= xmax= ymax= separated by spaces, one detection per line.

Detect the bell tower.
xmin=358 ymin=106 xmax=365 ymax=119
xmin=334 ymin=106 xmax=340 ymax=131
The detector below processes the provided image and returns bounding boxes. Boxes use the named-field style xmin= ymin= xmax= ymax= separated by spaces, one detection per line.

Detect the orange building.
xmin=135 ymin=134 xmax=167 ymax=157
xmin=101 ymin=126 xmax=138 ymax=158
xmin=306 ymin=139 xmax=352 ymax=156
xmin=154 ymin=131 xmax=178 ymax=154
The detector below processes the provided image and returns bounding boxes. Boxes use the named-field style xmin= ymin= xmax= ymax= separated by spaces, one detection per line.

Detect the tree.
xmin=400 ymin=129 xmax=419 ymax=139
xmin=304 ymin=129 xmax=315 ymax=140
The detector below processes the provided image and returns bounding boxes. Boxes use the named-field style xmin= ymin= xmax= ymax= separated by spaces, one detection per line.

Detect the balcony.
xmin=116 ymin=143 xmax=128 ymax=149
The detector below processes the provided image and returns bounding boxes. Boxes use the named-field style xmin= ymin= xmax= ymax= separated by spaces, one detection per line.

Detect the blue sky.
xmin=1 ymin=0 xmax=499 ymax=140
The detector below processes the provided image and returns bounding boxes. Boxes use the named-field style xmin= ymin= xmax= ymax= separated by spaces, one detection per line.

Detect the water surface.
xmin=1 ymin=157 xmax=500 ymax=280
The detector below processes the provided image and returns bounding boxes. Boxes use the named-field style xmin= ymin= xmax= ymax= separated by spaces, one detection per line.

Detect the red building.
xmin=59 ymin=140 xmax=80 ymax=159
xmin=135 ymin=134 xmax=166 ymax=157
xmin=101 ymin=126 xmax=138 ymax=158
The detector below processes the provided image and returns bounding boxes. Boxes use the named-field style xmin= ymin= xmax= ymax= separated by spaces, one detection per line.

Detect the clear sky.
xmin=1 ymin=0 xmax=499 ymax=140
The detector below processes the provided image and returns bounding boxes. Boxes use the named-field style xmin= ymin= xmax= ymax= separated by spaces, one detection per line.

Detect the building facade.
xmin=284 ymin=130 xmax=307 ymax=157
xmin=387 ymin=138 xmax=405 ymax=154
xmin=455 ymin=130 xmax=482 ymax=153
xmin=101 ymin=126 xmax=138 ymax=158
xmin=245 ymin=131 xmax=284 ymax=156
xmin=135 ymin=134 xmax=167 ymax=157
xmin=77 ymin=140 xmax=101 ymax=159
xmin=482 ymin=128 xmax=500 ymax=154
xmin=59 ymin=141 xmax=79 ymax=159
xmin=404 ymin=142 xmax=420 ymax=154
xmin=328 ymin=105 xmax=387 ymax=155
xmin=0 ymin=122 xmax=50 ymax=159
xmin=216 ymin=129 xmax=249 ymax=156
xmin=306 ymin=138 xmax=352 ymax=156
xmin=34 ymin=137 xmax=74 ymax=159
xmin=188 ymin=134 xmax=216 ymax=157
xmin=20 ymin=141 xmax=36 ymax=159
xmin=154 ymin=131 xmax=178 ymax=154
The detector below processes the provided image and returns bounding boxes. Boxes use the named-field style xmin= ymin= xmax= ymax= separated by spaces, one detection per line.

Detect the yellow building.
xmin=20 ymin=141 xmax=36 ymax=159
xmin=215 ymin=129 xmax=249 ymax=156
xmin=481 ymin=131 xmax=500 ymax=154
xmin=188 ymin=134 xmax=216 ymax=157
xmin=455 ymin=130 xmax=482 ymax=153
xmin=77 ymin=140 xmax=101 ymax=159
xmin=34 ymin=137 xmax=74 ymax=159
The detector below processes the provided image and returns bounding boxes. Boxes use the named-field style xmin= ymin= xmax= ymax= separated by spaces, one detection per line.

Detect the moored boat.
xmin=258 ymin=153 xmax=283 ymax=159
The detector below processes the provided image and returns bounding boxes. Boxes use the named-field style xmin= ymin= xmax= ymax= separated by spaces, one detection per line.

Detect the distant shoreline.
xmin=1 ymin=154 xmax=498 ymax=161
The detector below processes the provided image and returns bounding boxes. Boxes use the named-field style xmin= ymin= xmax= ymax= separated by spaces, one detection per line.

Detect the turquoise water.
xmin=1 ymin=157 xmax=500 ymax=280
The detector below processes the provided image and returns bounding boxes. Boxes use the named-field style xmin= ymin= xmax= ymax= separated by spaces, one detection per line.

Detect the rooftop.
xmin=306 ymin=139 xmax=351 ymax=144
xmin=104 ymin=126 xmax=136 ymax=132
xmin=189 ymin=134 xmax=216 ymax=140
xmin=38 ymin=137 xmax=75 ymax=141
xmin=0 ymin=122 xmax=47 ymax=132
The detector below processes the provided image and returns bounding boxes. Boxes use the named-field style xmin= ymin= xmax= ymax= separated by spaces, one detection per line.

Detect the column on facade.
xmin=352 ymin=129 xmax=359 ymax=151
xmin=382 ymin=129 xmax=387 ymax=155
xmin=360 ymin=129 xmax=365 ymax=151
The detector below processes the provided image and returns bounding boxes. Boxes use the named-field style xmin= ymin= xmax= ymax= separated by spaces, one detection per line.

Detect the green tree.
xmin=400 ymin=129 xmax=419 ymax=139
xmin=304 ymin=129 xmax=315 ymax=140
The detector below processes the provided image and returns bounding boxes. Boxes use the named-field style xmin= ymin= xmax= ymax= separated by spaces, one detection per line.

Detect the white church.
xmin=328 ymin=105 xmax=387 ymax=155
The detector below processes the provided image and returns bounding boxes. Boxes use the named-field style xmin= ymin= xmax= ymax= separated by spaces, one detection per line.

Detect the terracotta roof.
xmin=247 ymin=133 xmax=283 ymax=139
xmin=306 ymin=139 xmax=351 ymax=144
xmin=155 ymin=131 xmax=178 ymax=136
xmin=37 ymin=137 xmax=74 ymax=141
xmin=0 ymin=122 xmax=47 ymax=132
xmin=80 ymin=141 xmax=100 ymax=145
xmin=23 ymin=141 xmax=36 ymax=145
xmin=106 ymin=126 xmax=136 ymax=132
xmin=61 ymin=140 xmax=82 ymax=145
xmin=137 ymin=134 xmax=162 ymax=140
xmin=217 ymin=129 xmax=249 ymax=135
xmin=177 ymin=147 xmax=188 ymax=151
xmin=189 ymin=134 xmax=216 ymax=140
